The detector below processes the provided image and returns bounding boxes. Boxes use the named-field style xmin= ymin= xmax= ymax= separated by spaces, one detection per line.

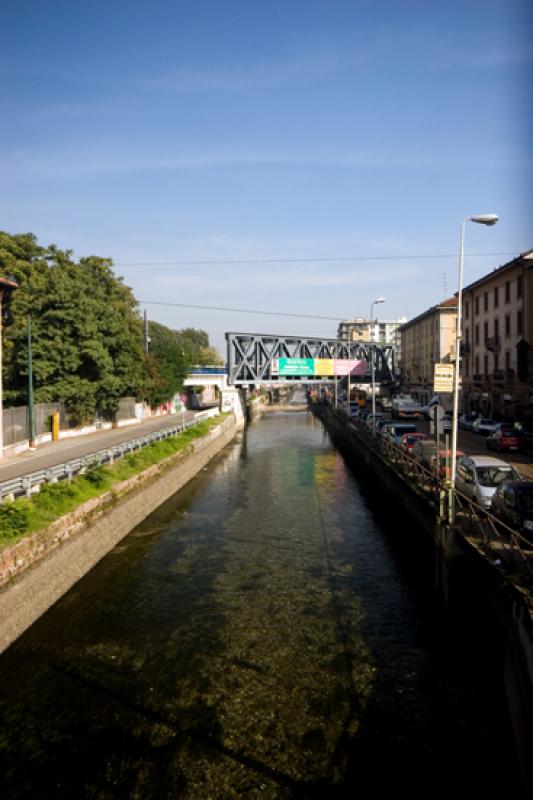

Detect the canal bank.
xmin=0 ymin=410 xmax=524 ymax=798
xmin=312 ymin=402 xmax=533 ymax=792
xmin=0 ymin=413 xmax=240 ymax=655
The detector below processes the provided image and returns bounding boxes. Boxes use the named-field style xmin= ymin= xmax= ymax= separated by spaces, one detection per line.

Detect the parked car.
xmin=400 ymin=432 xmax=427 ymax=452
xmin=384 ymin=423 xmax=419 ymax=445
xmin=412 ymin=439 xmax=439 ymax=469
xmin=486 ymin=423 xmax=524 ymax=453
xmin=458 ymin=412 xmax=477 ymax=431
xmin=472 ymin=418 xmax=498 ymax=436
xmin=490 ymin=481 xmax=533 ymax=541
xmin=431 ymin=449 xmax=464 ymax=480
xmin=366 ymin=413 xmax=385 ymax=430
xmin=455 ymin=455 xmax=521 ymax=508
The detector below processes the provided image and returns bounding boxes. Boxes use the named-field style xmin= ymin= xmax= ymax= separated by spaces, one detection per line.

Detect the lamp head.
xmin=374 ymin=297 xmax=386 ymax=304
xmin=469 ymin=214 xmax=499 ymax=226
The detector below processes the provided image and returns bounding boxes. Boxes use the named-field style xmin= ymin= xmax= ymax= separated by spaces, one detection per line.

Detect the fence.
xmin=2 ymin=403 xmax=74 ymax=446
xmin=3 ymin=398 xmax=139 ymax=447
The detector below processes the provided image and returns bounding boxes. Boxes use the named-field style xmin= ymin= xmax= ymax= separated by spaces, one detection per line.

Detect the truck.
xmin=391 ymin=393 xmax=424 ymax=419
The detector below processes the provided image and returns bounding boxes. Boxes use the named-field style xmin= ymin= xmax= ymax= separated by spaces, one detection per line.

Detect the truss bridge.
xmin=226 ymin=332 xmax=397 ymax=386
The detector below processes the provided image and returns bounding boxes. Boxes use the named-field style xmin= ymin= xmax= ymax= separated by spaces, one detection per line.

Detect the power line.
xmin=139 ymin=299 xmax=343 ymax=321
xmin=117 ymin=251 xmax=515 ymax=267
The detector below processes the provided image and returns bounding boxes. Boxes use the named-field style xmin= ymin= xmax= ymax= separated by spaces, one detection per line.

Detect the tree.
xmin=0 ymin=232 xmax=145 ymax=421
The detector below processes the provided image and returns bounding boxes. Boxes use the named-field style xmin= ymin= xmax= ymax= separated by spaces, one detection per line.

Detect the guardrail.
xmin=0 ymin=410 xmax=219 ymax=504
xmin=337 ymin=407 xmax=533 ymax=579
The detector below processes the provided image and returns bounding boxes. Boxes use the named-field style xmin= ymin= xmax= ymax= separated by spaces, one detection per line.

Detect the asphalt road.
xmin=0 ymin=411 xmax=203 ymax=483
xmin=409 ymin=418 xmax=533 ymax=479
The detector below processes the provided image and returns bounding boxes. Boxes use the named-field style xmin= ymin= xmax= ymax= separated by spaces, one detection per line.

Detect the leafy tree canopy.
xmin=0 ymin=232 xmax=222 ymax=418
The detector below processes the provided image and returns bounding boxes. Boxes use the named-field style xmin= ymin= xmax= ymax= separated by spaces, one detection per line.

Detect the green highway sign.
xmin=277 ymin=358 xmax=315 ymax=376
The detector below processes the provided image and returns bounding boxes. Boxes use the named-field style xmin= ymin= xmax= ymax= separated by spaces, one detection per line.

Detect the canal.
xmin=0 ymin=411 xmax=522 ymax=798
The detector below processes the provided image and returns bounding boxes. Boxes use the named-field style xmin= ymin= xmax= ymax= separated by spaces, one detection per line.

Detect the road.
xmin=0 ymin=410 xmax=204 ymax=483
xmin=413 ymin=418 xmax=533 ymax=480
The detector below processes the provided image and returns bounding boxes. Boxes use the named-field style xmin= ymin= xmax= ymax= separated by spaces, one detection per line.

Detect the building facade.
xmin=461 ymin=250 xmax=533 ymax=420
xmin=399 ymin=299 xmax=457 ymax=404
xmin=337 ymin=317 xmax=407 ymax=345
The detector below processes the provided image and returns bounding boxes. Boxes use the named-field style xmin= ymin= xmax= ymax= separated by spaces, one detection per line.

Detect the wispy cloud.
xmin=4 ymin=146 xmax=450 ymax=177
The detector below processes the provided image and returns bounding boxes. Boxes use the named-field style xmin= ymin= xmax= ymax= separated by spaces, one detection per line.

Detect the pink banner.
xmin=334 ymin=359 xmax=366 ymax=376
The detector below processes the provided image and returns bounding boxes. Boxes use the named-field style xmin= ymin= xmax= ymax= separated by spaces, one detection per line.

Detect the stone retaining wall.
xmin=0 ymin=415 xmax=239 ymax=654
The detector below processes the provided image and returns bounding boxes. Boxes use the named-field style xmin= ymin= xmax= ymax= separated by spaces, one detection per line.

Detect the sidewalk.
xmin=0 ymin=410 xmax=203 ymax=483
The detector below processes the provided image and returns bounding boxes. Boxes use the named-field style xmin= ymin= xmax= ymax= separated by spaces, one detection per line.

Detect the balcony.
xmin=485 ymin=336 xmax=501 ymax=353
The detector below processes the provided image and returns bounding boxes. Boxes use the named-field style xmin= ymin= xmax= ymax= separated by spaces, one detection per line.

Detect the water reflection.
xmin=0 ymin=412 xmax=520 ymax=798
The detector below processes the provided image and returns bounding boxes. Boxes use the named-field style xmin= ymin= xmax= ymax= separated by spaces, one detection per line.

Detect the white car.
xmin=472 ymin=418 xmax=498 ymax=436
xmin=455 ymin=455 xmax=521 ymax=508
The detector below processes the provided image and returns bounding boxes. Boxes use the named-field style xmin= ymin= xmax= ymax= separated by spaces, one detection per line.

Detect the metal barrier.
xmin=341 ymin=408 xmax=533 ymax=578
xmin=0 ymin=410 xmax=218 ymax=503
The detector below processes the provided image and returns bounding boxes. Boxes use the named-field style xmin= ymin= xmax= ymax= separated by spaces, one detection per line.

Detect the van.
xmin=455 ymin=455 xmax=521 ymax=508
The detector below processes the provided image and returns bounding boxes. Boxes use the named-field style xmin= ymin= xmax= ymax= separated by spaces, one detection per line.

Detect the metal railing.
xmin=0 ymin=410 xmax=219 ymax=504
xmin=341 ymin=407 xmax=533 ymax=578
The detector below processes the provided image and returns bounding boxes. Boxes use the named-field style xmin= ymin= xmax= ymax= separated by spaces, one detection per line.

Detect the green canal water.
xmin=0 ymin=412 xmax=522 ymax=798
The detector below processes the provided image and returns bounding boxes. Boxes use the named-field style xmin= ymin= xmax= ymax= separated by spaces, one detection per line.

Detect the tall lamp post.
xmin=450 ymin=214 xmax=498 ymax=508
xmin=0 ymin=277 xmax=18 ymax=460
xmin=370 ymin=297 xmax=385 ymax=434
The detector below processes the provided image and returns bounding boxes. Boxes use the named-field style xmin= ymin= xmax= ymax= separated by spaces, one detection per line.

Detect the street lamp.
xmin=450 ymin=214 xmax=498 ymax=507
xmin=370 ymin=297 xmax=385 ymax=434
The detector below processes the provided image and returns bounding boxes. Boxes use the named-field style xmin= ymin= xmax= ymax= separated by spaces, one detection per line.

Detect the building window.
xmin=475 ymin=325 xmax=479 ymax=345
xmin=494 ymin=318 xmax=499 ymax=342
xmin=465 ymin=359 xmax=470 ymax=377
xmin=506 ymin=351 xmax=511 ymax=370
xmin=484 ymin=321 xmax=488 ymax=342
xmin=465 ymin=327 xmax=470 ymax=344
xmin=475 ymin=356 xmax=479 ymax=374
xmin=494 ymin=353 xmax=499 ymax=372
xmin=518 ymin=310 xmax=523 ymax=335
xmin=517 ymin=275 xmax=523 ymax=298
xmin=465 ymin=301 xmax=470 ymax=320
xmin=494 ymin=286 xmax=499 ymax=308
xmin=505 ymin=280 xmax=510 ymax=302
xmin=484 ymin=292 xmax=488 ymax=311
xmin=475 ymin=297 xmax=479 ymax=315
xmin=484 ymin=355 xmax=488 ymax=375
xmin=505 ymin=315 xmax=511 ymax=337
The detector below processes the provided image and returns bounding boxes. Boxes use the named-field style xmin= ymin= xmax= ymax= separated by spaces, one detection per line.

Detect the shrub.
xmin=0 ymin=503 xmax=30 ymax=538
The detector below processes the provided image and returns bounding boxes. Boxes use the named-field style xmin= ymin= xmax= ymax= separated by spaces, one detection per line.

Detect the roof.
xmin=0 ymin=277 xmax=18 ymax=291
xmin=398 ymin=297 xmax=457 ymax=331
xmin=461 ymin=249 xmax=533 ymax=295
xmin=460 ymin=455 xmax=517 ymax=466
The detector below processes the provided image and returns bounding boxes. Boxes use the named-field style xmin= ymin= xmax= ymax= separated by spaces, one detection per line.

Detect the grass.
xmin=0 ymin=413 xmax=231 ymax=550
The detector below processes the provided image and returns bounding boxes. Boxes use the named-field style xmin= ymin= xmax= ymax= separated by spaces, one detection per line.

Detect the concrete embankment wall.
xmin=0 ymin=415 xmax=240 ymax=655
xmin=314 ymin=403 xmax=533 ymax=793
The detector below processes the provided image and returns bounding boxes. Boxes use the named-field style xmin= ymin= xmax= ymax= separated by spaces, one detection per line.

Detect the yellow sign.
xmin=314 ymin=359 xmax=334 ymax=376
xmin=433 ymin=363 xmax=454 ymax=392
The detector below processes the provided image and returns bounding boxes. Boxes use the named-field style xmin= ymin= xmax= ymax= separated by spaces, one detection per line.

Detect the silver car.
xmin=455 ymin=455 xmax=520 ymax=508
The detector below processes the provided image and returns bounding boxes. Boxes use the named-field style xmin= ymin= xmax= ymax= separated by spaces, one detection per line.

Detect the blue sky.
xmin=2 ymin=0 xmax=532 ymax=355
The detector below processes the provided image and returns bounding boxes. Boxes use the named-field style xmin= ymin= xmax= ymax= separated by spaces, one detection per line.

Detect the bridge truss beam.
xmin=226 ymin=332 xmax=397 ymax=386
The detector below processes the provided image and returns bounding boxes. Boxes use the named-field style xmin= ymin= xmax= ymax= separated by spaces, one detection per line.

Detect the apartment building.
xmin=399 ymin=299 xmax=457 ymax=404
xmin=461 ymin=250 xmax=533 ymax=420
xmin=337 ymin=317 xmax=406 ymax=345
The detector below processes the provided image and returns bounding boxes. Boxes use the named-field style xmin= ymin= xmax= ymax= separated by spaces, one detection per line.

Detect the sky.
xmin=2 ymin=0 xmax=532 ymax=357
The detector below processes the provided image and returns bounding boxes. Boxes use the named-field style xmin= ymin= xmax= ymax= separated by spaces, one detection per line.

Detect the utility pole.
xmin=28 ymin=314 xmax=35 ymax=448
xmin=144 ymin=308 xmax=149 ymax=354
xmin=0 ymin=277 xmax=18 ymax=460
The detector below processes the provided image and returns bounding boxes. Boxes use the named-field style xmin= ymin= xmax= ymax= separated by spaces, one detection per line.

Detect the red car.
xmin=400 ymin=432 xmax=427 ymax=452
xmin=486 ymin=424 xmax=524 ymax=453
